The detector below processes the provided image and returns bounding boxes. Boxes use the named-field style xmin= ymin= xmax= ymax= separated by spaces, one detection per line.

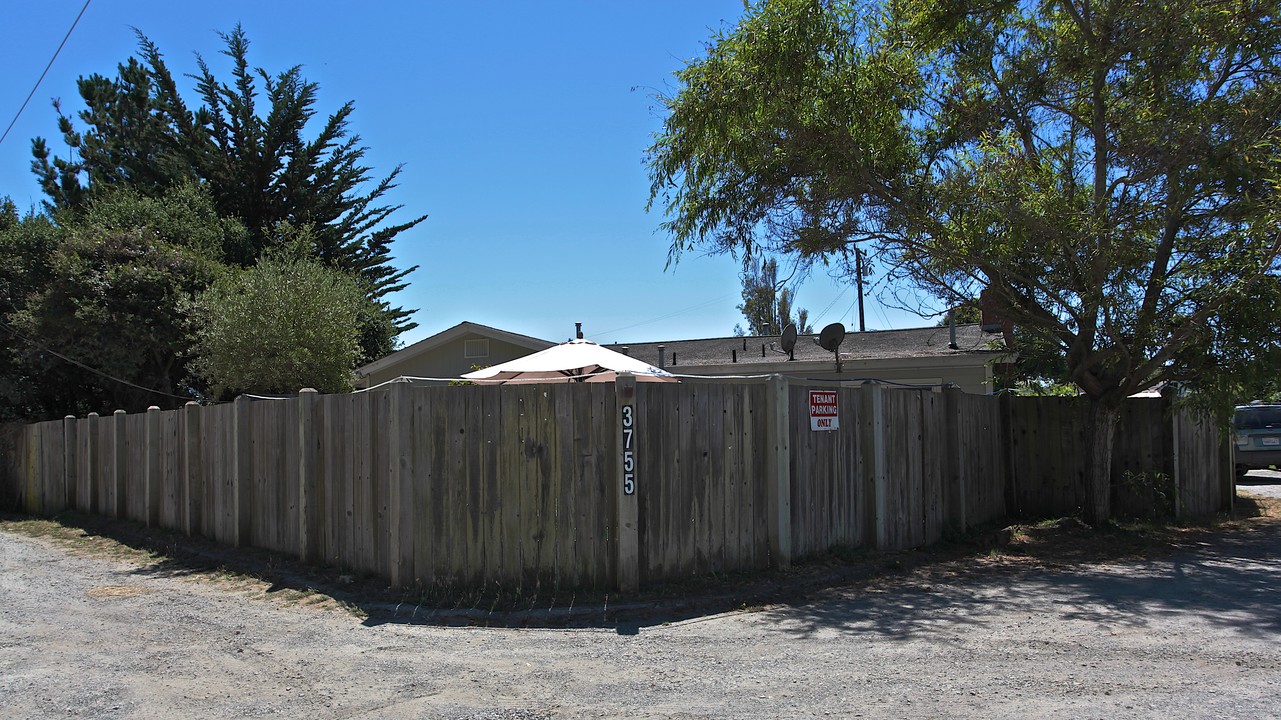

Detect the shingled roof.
xmin=610 ymin=323 xmax=1005 ymax=370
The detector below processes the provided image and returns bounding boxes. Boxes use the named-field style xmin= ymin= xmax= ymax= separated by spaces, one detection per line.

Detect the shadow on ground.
xmin=760 ymin=494 xmax=1281 ymax=643
xmin=3 ymin=493 xmax=1277 ymax=637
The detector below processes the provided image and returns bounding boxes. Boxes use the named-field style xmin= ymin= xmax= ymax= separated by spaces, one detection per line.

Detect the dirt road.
xmin=2 ymin=496 xmax=1279 ymax=719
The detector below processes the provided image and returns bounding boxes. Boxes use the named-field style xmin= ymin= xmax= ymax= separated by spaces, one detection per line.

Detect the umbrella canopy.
xmin=460 ymin=339 xmax=677 ymax=384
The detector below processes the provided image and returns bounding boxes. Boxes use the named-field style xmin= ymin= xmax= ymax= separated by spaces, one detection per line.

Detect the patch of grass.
xmin=1 ymin=513 xmax=163 ymax=564
xmin=0 ymin=511 xmax=364 ymax=618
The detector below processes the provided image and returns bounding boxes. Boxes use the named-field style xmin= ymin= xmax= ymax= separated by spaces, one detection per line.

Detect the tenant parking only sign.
xmin=809 ymin=390 xmax=839 ymax=431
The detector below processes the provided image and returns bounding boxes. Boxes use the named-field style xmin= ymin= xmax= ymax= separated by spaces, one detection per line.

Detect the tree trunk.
xmin=1083 ymin=401 xmax=1120 ymax=525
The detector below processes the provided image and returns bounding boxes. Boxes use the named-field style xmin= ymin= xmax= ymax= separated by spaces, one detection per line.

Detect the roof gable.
xmin=357 ymin=321 xmax=553 ymax=377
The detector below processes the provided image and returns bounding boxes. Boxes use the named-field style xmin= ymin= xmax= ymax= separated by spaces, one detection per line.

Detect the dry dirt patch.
xmin=2 ymin=492 xmax=1275 ymax=626
xmin=85 ymin=584 xmax=152 ymax=600
xmin=1 ymin=495 xmax=1278 ymax=719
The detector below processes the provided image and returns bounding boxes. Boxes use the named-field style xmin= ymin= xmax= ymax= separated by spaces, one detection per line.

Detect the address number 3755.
xmin=622 ymin=404 xmax=635 ymax=495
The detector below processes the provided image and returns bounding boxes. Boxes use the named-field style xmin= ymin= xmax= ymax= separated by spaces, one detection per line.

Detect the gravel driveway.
xmin=1240 ymin=470 xmax=1281 ymax=499
xmin=2 ymin=492 xmax=1279 ymax=720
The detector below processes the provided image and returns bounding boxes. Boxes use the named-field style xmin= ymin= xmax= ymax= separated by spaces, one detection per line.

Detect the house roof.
xmin=611 ymin=323 xmax=1006 ymax=370
xmin=356 ymin=321 xmax=554 ymax=377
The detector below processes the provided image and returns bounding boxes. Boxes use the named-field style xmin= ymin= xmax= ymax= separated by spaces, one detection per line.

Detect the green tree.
xmin=31 ymin=25 xmax=424 ymax=358
xmin=648 ymin=0 xmax=1281 ymax=522
xmin=189 ymin=255 xmax=369 ymax=396
xmin=0 ymin=199 xmax=61 ymax=421
xmin=736 ymin=257 xmax=812 ymax=335
xmin=4 ymin=186 xmax=229 ymax=418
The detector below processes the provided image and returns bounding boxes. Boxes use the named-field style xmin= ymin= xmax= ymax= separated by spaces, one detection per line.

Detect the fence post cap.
xmin=147 ymin=405 xmax=160 ymax=412
xmin=113 ymin=409 xmax=126 ymax=416
xmin=299 ymin=387 xmax=319 ymax=394
xmin=185 ymin=400 xmax=201 ymax=407
xmin=64 ymin=414 xmax=76 ymax=420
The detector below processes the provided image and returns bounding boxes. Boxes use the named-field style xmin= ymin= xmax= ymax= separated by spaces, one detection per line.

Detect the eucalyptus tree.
xmin=737 ymin=257 xmax=812 ymax=336
xmin=648 ymin=0 xmax=1281 ymax=522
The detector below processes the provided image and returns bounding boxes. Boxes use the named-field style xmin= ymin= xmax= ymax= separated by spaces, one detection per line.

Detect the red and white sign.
xmin=809 ymin=390 xmax=839 ymax=431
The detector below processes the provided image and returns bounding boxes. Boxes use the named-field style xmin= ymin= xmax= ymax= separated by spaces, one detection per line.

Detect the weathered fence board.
xmin=788 ymin=385 xmax=872 ymax=557
xmin=159 ymin=410 xmax=182 ymax=531
xmin=1 ymin=380 xmax=1230 ymax=593
xmin=1177 ymin=410 xmax=1223 ymax=518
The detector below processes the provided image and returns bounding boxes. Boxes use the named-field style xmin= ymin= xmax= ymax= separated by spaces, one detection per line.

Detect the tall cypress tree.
xmin=32 ymin=25 xmax=424 ymax=357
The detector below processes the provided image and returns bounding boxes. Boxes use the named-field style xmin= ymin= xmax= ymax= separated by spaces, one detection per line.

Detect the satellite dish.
xmin=818 ymin=322 xmax=847 ymax=373
xmin=818 ymin=323 xmax=846 ymax=352
xmin=780 ymin=323 xmax=797 ymax=361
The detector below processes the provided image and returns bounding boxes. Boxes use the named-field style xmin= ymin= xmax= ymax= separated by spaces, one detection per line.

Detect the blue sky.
xmin=0 ymin=1 xmax=925 ymax=348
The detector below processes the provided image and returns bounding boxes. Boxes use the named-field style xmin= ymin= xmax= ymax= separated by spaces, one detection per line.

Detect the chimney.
xmin=657 ymin=345 xmax=666 ymax=369
xmin=575 ymin=322 xmax=583 ymax=340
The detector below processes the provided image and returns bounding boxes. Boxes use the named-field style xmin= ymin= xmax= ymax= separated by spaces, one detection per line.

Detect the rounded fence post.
xmin=766 ymin=374 xmax=792 ymax=569
xmin=233 ymin=395 xmax=252 ymax=548
xmin=145 ymin=406 xmax=161 ymax=527
xmin=387 ymin=381 xmax=414 ymax=586
xmin=184 ymin=401 xmax=202 ymax=537
xmin=615 ymin=373 xmax=639 ymax=592
xmin=113 ymin=409 xmax=127 ymax=519
xmin=298 ymin=388 xmax=319 ymax=563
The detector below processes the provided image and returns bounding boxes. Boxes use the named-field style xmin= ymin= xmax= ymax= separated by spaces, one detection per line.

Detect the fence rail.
xmin=0 ymin=380 xmax=1231 ymax=592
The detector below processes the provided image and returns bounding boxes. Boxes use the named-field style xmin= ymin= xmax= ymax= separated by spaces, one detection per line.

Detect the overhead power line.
xmin=0 ymin=317 xmax=191 ymax=402
xmin=0 ymin=0 xmax=92 ymax=148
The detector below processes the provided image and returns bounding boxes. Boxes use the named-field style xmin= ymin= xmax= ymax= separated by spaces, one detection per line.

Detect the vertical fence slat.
xmin=183 ymin=402 xmax=201 ymax=537
xmin=0 ymin=383 xmax=1233 ymax=594
xmin=62 ymin=415 xmax=76 ymax=513
xmin=145 ymin=406 xmax=160 ymax=527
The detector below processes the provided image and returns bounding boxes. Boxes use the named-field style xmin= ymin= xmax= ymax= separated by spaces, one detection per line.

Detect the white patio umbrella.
xmin=460 ymin=339 xmax=677 ymax=384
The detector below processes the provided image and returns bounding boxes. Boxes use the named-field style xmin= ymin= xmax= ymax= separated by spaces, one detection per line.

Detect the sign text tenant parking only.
xmin=809 ymin=390 xmax=838 ymax=431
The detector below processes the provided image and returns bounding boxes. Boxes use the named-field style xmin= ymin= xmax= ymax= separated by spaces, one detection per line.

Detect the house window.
xmin=464 ymin=338 xmax=490 ymax=359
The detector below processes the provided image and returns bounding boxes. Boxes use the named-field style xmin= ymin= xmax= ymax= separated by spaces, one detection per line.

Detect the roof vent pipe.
xmin=575 ymin=322 xmax=583 ymax=340
xmin=948 ymin=311 xmax=959 ymax=350
xmin=732 ymin=349 xmax=737 ymax=363
xmin=657 ymin=345 xmax=666 ymax=369
xmin=621 ymin=346 xmax=629 ymax=356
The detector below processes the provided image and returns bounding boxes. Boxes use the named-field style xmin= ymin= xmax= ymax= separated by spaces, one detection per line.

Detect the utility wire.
xmin=589 ymin=291 xmax=738 ymax=339
xmin=0 ymin=317 xmax=191 ymax=401
xmin=809 ymin=287 xmax=846 ymax=327
xmin=0 ymin=0 xmax=92 ymax=148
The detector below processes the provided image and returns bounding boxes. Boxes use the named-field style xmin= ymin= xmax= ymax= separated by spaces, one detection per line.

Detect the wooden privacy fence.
xmin=1006 ymin=395 xmax=1234 ymax=520
xmin=0 ymin=380 xmax=1231 ymax=592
